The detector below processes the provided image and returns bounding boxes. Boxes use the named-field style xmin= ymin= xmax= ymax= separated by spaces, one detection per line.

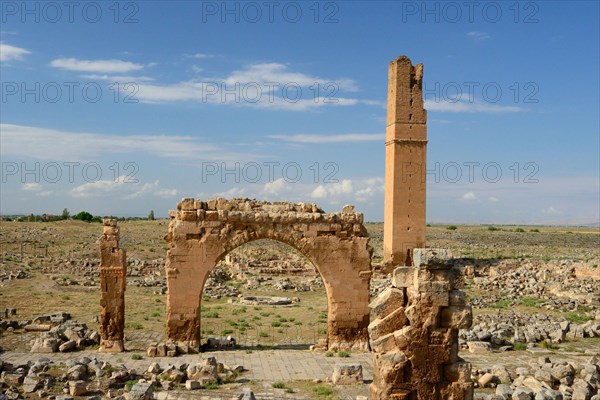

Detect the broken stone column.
xmin=369 ymin=248 xmax=474 ymax=400
xmin=98 ymin=219 xmax=126 ymax=352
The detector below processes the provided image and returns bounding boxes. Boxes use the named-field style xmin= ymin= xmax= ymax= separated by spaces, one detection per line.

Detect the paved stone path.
xmin=2 ymin=346 xmax=598 ymax=381
xmin=2 ymin=346 xmax=598 ymax=399
xmin=0 ymin=349 xmax=374 ymax=382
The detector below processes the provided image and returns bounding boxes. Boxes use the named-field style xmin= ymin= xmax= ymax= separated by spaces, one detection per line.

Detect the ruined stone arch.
xmin=164 ymin=197 xmax=373 ymax=351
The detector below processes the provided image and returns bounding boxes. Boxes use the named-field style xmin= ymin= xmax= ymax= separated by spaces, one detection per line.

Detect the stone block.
xmin=444 ymin=362 xmax=472 ymax=382
xmin=369 ymin=287 xmax=405 ymax=320
xmin=22 ymin=376 xmax=42 ymax=393
xmin=146 ymin=345 xmax=157 ymax=357
xmin=332 ymin=364 xmax=363 ymax=385
xmin=128 ymin=382 xmax=153 ymax=400
xmin=368 ymin=307 xmax=408 ymax=340
xmin=478 ymin=372 xmax=495 ymax=387
xmin=59 ymin=339 xmax=77 ymax=352
xmin=185 ymin=380 xmax=201 ymax=390
xmin=412 ymin=248 xmax=453 ymax=269
xmin=440 ymin=306 xmax=473 ymax=329
xmin=392 ymin=267 xmax=415 ymax=288
xmin=68 ymin=380 xmax=87 ymax=396
xmin=369 ymin=332 xmax=398 ymax=354
xmin=449 ymin=290 xmax=467 ymax=306
xmin=467 ymin=341 xmax=491 ymax=353
xmin=179 ymin=198 xmax=196 ymax=211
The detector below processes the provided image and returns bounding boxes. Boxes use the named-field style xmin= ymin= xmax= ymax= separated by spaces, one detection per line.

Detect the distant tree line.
xmin=1 ymin=209 xmax=160 ymax=223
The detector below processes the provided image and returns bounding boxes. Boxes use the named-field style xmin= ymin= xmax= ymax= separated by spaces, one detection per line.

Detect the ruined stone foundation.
xmin=369 ymin=249 xmax=474 ymax=399
xmin=98 ymin=219 xmax=127 ymax=352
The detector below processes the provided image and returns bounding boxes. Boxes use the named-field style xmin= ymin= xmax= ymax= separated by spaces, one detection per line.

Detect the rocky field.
xmin=0 ymin=220 xmax=598 ymax=399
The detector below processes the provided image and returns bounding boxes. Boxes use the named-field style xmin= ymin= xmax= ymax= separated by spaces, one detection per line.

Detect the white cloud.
xmin=82 ymin=74 xmax=155 ymax=82
xmin=360 ymin=99 xmax=386 ymax=107
xmin=22 ymin=183 xmax=41 ymax=191
xmin=0 ymin=124 xmax=249 ymax=162
xmin=113 ymin=62 xmax=362 ymax=110
xmin=467 ymin=31 xmax=491 ymax=40
xmin=50 ymin=58 xmax=144 ymax=73
xmin=263 ymin=178 xmax=287 ymax=195
xmin=189 ymin=53 xmax=215 ymax=59
xmin=70 ymin=176 xmax=176 ymax=199
xmin=489 ymin=196 xmax=499 ymax=202
xmin=213 ymin=187 xmax=247 ymax=198
xmin=130 ymin=79 xmax=360 ymax=110
xmin=355 ymin=177 xmax=385 ymax=202
xmin=461 ymin=191 xmax=478 ymax=200
xmin=225 ymin=63 xmax=359 ymax=92
xmin=269 ymin=133 xmax=384 ymax=144
xmin=311 ymin=179 xmax=353 ymax=199
xmin=0 ymin=42 xmax=30 ymax=62
xmin=541 ymin=206 xmax=563 ymax=215
xmin=425 ymin=99 xmax=525 ymax=113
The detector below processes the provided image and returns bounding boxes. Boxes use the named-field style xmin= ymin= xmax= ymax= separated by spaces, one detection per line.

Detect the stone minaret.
xmin=98 ymin=219 xmax=127 ymax=352
xmin=383 ymin=56 xmax=427 ymax=267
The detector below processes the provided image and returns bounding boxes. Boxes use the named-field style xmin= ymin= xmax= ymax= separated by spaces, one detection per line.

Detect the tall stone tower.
xmin=383 ymin=56 xmax=427 ymax=267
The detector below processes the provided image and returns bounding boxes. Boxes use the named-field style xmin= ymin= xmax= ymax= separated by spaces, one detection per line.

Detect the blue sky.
xmin=1 ymin=1 xmax=598 ymax=225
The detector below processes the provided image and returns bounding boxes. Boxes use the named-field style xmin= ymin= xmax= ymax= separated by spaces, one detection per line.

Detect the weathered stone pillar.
xmin=384 ymin=55 xmax=427 ymax=268
xmin=369 ymin=249 xmax=473 ymax=399
xmin=98 ymin=219 xmax=126 ymax=352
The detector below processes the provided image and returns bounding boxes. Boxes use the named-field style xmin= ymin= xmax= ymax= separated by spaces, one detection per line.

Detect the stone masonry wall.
xmin=98 ymin=219 xmax=127 ymax=352
xmin=369 ymin=248 xmax=474 ymax=399
xmin=165 ymin=198 xmax=373 ymax=352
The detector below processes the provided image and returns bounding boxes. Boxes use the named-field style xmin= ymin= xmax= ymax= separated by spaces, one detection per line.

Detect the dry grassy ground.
xmin=0 ymin=219 xmax=598 ymax=399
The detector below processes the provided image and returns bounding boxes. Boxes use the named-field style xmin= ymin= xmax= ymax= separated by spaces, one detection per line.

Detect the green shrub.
xmin=131 ymin=354 xmax=143 ymax=360
xmin=337 ymin=351 xmax=350 ymax=358
xmin=513 ymin=342 xmax=527 ymax=351
xmin=493 ymin=299 xmax=511 ymax=309
xmin=447 ymin=225 xmax=457 ymax=231
xmin=271 ymin=321 xmax=282 ymax=327
xmin=565 ymin=312 xmax=592 ymax=324
xmin=515 ymin=228 xmax=525 ymax=233
xmin=203 ymin=382 xmax=218 ymax=390
xmin=520 ymin=297 xmax=544 ymax=307
xmin=203 ymin=311 xmax=219 ymax=318
xmin=272 ymin=382 xmax=286 ymax=389
xmin=487 ymin=226 xmax=499 ymax=231
xmin=259 ymin=331 xmax=269 ymax=338
xmin=325 ymin=351 xmax=333 ymax=357
xmin=539 ymin=340 xmax=558 ymax=350
xmin=313 ymin=384 xmax=333 ymax=397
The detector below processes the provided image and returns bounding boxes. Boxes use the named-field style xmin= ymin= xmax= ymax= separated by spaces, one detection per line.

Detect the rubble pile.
xmin=472 ymin=356 xmax=600 ymax=400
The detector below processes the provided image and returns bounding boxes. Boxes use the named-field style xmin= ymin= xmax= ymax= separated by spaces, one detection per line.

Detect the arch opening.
xmin=198 ymin=238 xmax=331 ymax=350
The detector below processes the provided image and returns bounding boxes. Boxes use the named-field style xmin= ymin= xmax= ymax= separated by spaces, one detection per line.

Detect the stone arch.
xmin=164 ymin=198 xmax=373 ymax=351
